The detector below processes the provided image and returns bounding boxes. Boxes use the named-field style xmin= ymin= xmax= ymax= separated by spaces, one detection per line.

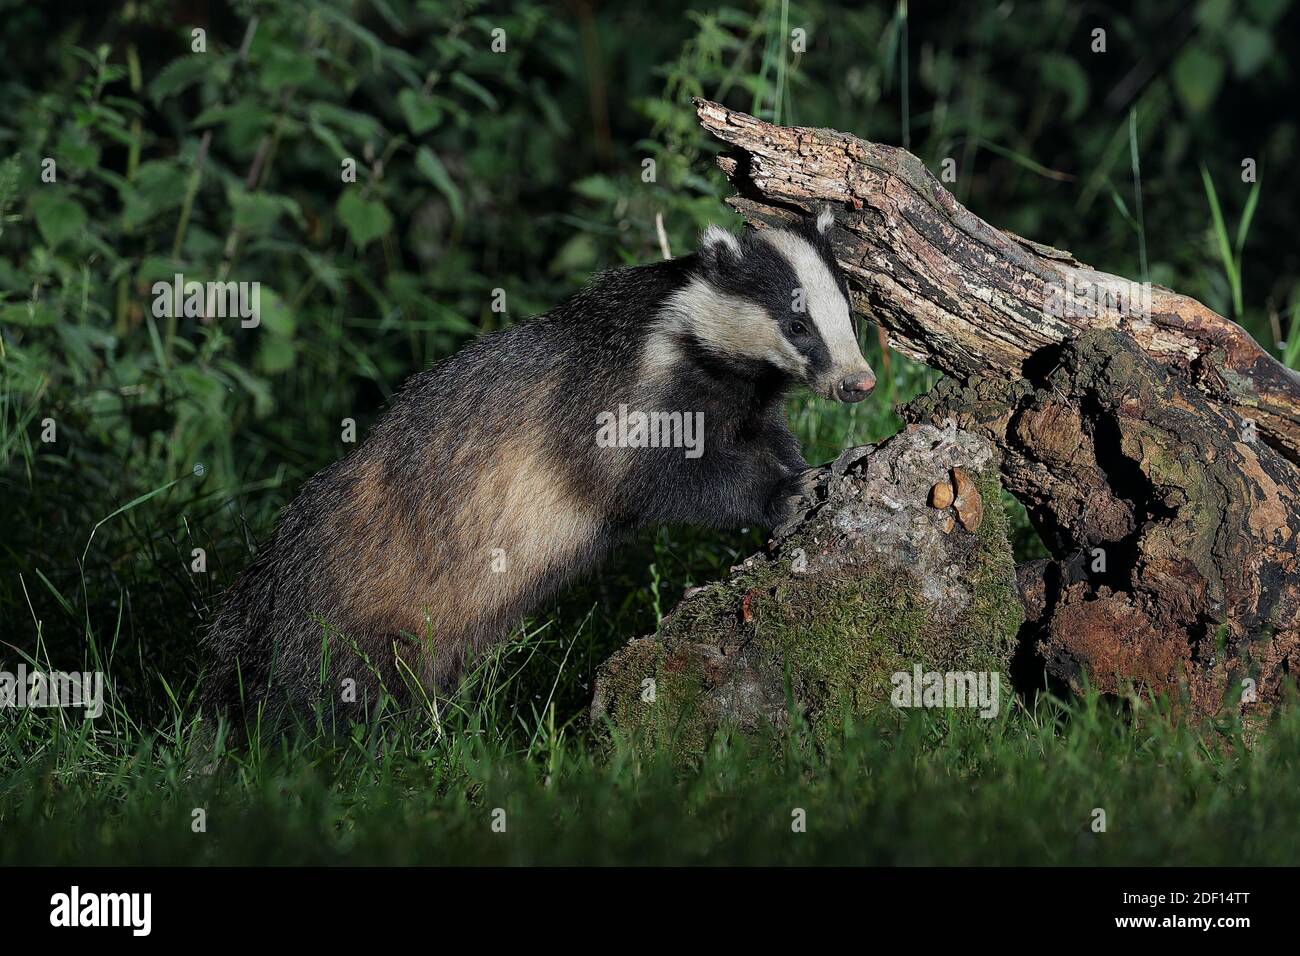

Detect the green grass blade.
xmin=1128 ymin=108 xmax=1148 ymax=284
xmin=1199 ymin=162 xmax=1240 ymax=316
xmin=81 ymin=474 xmax=188 ymax=563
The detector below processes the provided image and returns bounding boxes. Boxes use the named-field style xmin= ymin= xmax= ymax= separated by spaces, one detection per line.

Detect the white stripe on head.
xmin=759 ymin=229 xmax=862 ymax=369
xmin=645 ymin=277 xmax=808 ymax=380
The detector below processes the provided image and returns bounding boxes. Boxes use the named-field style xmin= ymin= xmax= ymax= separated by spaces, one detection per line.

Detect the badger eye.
xmin=789 ymin=320 xmax=808 ymax=337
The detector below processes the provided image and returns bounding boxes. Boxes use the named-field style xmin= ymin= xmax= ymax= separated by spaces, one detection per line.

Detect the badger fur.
xmin=204 ymin=209 xmax=876 ymax=714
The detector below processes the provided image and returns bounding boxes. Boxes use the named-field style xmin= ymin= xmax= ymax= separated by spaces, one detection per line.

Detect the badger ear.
xmin=698 ymin=224 xmax=741 ymax=272
xmin=814 ymin=204 xmax=835 ymax=235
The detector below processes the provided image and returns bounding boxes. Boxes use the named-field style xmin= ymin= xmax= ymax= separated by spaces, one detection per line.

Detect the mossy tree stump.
xmin=591 ymin=425 xmax=1022 ymax=750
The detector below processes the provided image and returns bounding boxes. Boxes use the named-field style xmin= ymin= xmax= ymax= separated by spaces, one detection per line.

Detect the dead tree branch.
xmin=695 ymin=98 xmax=1300 ymax=467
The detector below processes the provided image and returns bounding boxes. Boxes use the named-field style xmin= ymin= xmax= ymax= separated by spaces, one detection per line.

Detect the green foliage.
xmin=1 ymin=0 xmax=1299 ymax=863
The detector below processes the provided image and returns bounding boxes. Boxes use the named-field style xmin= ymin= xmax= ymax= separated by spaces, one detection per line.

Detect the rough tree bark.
xmin=687 ymin=98 xmax=1300 ymax=718
xmin=694 ymin=98 xmax=1300 ymax=468
xmin=594 ymin=101 xmax=1300 ymax=727
xmin=904 ymin=330 xmax=1299 ymax=715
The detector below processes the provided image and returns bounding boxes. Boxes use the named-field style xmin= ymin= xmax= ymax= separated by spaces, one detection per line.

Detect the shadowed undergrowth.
xmin=4 ymin=681 xmax=1300 ymax=865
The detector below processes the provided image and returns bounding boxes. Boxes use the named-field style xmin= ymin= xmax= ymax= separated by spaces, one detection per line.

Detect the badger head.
xmin=670 ymin=207 xmax=876 ymax=403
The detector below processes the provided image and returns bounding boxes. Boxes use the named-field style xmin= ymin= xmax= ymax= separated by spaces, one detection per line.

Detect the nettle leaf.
xmin=336 ymin=191 xmax=392 ymax=249
xmin=256 ymin=288 xmax=295 ymax=338
xmin=31 ymin=192 xmax=88 ymax=248
xmin=1172 ymin=44 xmax=1224 ymax=114
xmin=398 ymin=88 xmax=443 ymax=135
xmin=415 ymin=146 xmax=463 ymax=222
xmin=450 ymin=71 xmax=498 ymax=111
xmin=54 ymin=126 xmax=100 ymax=173
xmin=230 ymin=188 xmax=304 ymax=236
xmin=572 ymin=175 xmax=621 ymax=202
xmin=121 ymin=161 xmax=188 ymax=230
xmin=317 ymin=3 xmax=386 ymax=69
xmin=549 ymin=232 xmax=597 ymax=275
xmin=1226 ymin=22 xmax=1272 ymax=78
xmin=149 ymin=54 xmax=213 ymax=104
xmin=135 ymin=256 xmax=182 ymax=286
xmin=191 ymin=100 xmax=274 ymax=131
xmin=256 ymin=335 xmax=296 ymax=375
xmin=308 ymin=116 xmax=348 ymax=161
xmin=258 ymin=47 xmax=317 ymax=90
xmin=309 ymin=102 xmax=386 ymax=150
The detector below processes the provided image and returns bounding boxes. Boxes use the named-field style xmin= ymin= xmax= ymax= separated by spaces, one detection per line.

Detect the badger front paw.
xmin=764 ymin=467 xmax=825 ymax=528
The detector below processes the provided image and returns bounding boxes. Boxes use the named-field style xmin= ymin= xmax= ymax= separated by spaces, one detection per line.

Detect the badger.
xmin=204 ymin=208 xmax=876 ymax=714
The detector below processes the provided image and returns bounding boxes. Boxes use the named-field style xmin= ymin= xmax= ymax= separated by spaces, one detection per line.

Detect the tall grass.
xmin=1200 ymin=163 xmax=1261 ymax=321
xmin=5 ymin=664 xmax=1300 ymax=865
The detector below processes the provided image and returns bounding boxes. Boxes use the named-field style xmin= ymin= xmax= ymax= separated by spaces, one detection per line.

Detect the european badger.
xmin=204 ymin=209 xmax=876 ymax=713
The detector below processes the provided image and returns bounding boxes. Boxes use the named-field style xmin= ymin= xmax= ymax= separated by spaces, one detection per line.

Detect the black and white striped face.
xmin=673 ymin=210 xmax=876 ymax=402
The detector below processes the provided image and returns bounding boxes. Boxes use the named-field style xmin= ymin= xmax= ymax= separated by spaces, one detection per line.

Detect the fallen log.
xmin=672 ymin=99 xmax=1300 ymax=718
xmin=694 ymin=98 xmax=1300 ymax=467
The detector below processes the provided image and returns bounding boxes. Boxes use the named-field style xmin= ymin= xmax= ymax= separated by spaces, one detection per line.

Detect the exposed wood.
xmin=694 ymin=98 xmax=1300 ymax=467
xmin=905 ymin=330 xmax=1300 ymax=716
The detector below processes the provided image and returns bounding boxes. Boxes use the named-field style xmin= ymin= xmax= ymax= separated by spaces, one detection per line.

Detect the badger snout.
xmin=834 ymin=369 xmax=876 ymax=403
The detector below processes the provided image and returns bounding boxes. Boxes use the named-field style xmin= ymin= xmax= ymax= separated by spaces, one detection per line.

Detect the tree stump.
xmin=591 ymin=424 xmax=1022 ymax=750
xmin=591 ymin=101 xmax=1300 ymax=724
xmin=906 ymin=330 xmax=1300 ymax=714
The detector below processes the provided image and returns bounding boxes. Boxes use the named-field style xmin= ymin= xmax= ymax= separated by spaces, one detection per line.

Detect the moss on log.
xmin=591 ymin=424 xmax=1022 ymax=753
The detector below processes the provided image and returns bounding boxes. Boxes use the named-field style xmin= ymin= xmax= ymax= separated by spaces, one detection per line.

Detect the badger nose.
xmin=837 ymin=371 xmax=876 ymax=403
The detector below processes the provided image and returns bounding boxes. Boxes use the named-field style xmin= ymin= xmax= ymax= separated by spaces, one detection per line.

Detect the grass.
xmin=4 ymin=0 xmax=1298 ymax=866
xmin=1200 ymin=162 xmax=1262 ymax=321
xmin=3 ymin=339 xmax=1298 ymax=866
xmin=6 ymin=673 xmax=1300 ymax=865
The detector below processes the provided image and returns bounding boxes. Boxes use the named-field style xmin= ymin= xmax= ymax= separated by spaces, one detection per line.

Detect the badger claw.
xmin=766 ymin=467 xmax=826 ymax=527
xmin=791 ymin=466 xmax=825 ymax=499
